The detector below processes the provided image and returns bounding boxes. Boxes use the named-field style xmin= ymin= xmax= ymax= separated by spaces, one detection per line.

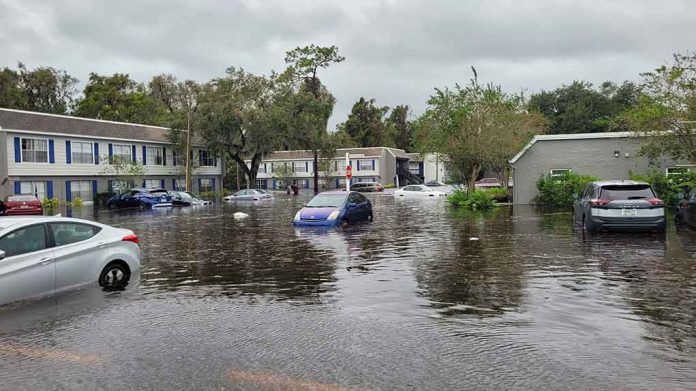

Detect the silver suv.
xmin=573 ymin=180 xmax=665 ymax=233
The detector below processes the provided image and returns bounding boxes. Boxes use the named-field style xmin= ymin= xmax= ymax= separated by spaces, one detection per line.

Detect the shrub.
xmin=447 ymin=189 xmax=496 ymax=210
xmin=199 ymin=189 xmax=228 ymax=200
xmin=486 ymin=187 xmax=509 ymax=202
xmin=629 ymin=170 xmax=696 ymax=206
xmin=383 ymin=183 xmax=396 ymax=189
xmin=71 ymin=197 xmax=84 ymax=207
xmin=534 ymin=172 xmax=598 ymax=208
xmin=41 ymin=197 xmax=60 ymax=208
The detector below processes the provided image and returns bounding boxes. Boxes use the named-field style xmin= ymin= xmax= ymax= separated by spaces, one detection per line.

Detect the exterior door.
xmin=0 ymin=224 xmax=55 ymax=305
xmin=50 ymin=223 xmax=105 ymax=292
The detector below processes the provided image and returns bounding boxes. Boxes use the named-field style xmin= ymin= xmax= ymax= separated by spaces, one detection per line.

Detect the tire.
xmin=340 ymin=219 xmax=349 ymax=228
xmin=138 ymin=202 xmax=148 ymax=210
xmin=107 ymin=203 xmax=117 ymax=210
xmin=582 ymin=216 xmax=596 ymax=234
xmin=99 ymin=262 xmax=131 ymax=289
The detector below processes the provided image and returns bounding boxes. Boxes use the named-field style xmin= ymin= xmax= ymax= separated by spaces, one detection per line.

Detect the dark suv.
xmin=573 ymin=180 xmax=665 ymax=233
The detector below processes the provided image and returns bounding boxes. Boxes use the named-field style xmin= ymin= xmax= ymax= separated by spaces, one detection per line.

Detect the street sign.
xmin=346 ymin=165 xmax=352 ymax=180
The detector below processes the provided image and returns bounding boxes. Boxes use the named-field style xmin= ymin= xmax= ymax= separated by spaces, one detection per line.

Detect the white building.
xmin=406 ymin=153 xmax=450 ymax=183
xmin=0 ymin=108 xmax=224 ymax=202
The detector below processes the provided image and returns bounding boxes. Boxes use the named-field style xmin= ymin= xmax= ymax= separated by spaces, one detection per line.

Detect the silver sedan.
xmin=0 ymin=217 xmax=141 ymax=306
xmin=223 ymin=189 xmax=273 ymax=202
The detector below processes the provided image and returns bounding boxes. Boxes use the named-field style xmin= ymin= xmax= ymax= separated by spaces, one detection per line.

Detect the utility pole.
xmin=185 ymin=110 xmax=192 ymax=192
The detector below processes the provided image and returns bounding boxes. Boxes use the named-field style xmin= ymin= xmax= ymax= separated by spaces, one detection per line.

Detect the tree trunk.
xmin=466 ymin=165 xmax=481 ymax=193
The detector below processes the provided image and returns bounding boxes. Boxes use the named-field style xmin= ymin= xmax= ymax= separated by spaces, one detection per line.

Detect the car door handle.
xmin=39 ymin=257 xmax=53 ymax=266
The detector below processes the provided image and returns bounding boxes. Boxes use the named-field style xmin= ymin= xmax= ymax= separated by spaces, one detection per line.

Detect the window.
xmin=20 ymin=181 xmax=46 ymax=199
xmin=21 ymin=138 xmax=48 ymax=163
xmin=50 ymin=223 xmax=101 ymax=247
xmin=293 ymin=162 xmax=307 ymax=172
xmin=336 ymin=160 xmax=347 ymax=171
xmin=198 ymin=150 xmax=216 ymax=167
xmin=256 ymin=180 xmax=267 ymax=189
xmin=71 ymin=181 xmax=93 ymax=202
xmin=113 ymin=144 xmax=132 ymax=160
xmin=550 ymin=168 xmax=572 ymax=177
xmin=359 ymin=160 xmax=373 ymax=170
xmin=144 ymin=179 xmax=160 ymax=189
xmin=200 ymin=178 xmax=212 ymax=192
xmin=173 ymin=153 xmax=185 ymax=166
xmin=72 ymin=141 xmax=94 ymax=164
xmin=146 ymin=146 xmax=164 ymax=165
xmin=0 ymin=224 xmax=47 ymax=258
xmin=111 ymin=180 xmax=131 ymax=193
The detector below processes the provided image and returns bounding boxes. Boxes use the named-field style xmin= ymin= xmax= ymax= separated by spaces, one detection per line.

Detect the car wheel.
xmin=582 ymin=216 xmax=595 ymax=234
xmin=99 ymin=262 xmax=130 ymax=289
xmin=138 ymin=202 xmax=147 ymax=210
xmin=340 ymin=219 xmax=349 ymax=228
xmin=107 ymin=203 xmax=117 ymax=210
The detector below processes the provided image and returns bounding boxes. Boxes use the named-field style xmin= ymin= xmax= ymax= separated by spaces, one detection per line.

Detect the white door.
xmin=0 ymin=224 xmax=56 ymax=305
xmin=50 ymin=223 xmax=106 ymax=292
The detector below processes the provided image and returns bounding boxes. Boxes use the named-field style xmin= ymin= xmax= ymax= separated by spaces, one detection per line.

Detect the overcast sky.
xmin=1 ymin=0 xmax=694 ymax=128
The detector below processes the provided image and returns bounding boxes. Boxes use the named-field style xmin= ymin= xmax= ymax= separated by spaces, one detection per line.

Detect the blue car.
xmin=107 ymin=188 xmax=173 ymax=209
xmin=293 ymin=191 xmax=373 ymax=227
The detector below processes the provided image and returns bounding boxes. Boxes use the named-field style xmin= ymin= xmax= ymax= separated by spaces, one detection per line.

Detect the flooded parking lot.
xmin=0 ymin=194 xmax=695 ymax=390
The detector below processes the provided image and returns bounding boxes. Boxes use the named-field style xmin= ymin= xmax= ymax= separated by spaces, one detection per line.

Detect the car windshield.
xmin=305 ymin=194 xmax=347 ymax=208
xmin=7 ymin=195 xmax=37 ymax=202
xmin=600 ymin=185 xmax=655 ymax=200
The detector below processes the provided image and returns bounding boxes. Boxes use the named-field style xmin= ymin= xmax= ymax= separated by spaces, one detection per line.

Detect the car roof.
xmin=320 ymin=190 xmax=351 ymax=195
xmin=0 ymin=216 xmax=105 ymax=231
xmin=591 ymin=180 xmax=650 ymax=187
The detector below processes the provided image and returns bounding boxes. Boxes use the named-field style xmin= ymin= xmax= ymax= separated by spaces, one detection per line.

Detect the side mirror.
xmin=0 ymin=250 xmax=5 ymax=260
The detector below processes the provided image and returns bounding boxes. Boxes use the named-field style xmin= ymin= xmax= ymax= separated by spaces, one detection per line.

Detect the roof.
xmin=0 ymin=108 xmax=201 ymax=146
xmin=263 ymin=147 xmax=407 ymax=161
xmin=319 ymin=190 xmax=349 ymax=195
xmin=509 ymin=131 xmax=637 ymax=165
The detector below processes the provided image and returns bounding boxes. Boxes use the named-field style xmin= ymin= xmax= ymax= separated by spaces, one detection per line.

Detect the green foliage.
xmin=198 ymin=189 xmax=228 ymax=200
xmin=386 ymin=105 xmax=413 ymax=151
xmin=628 ymin=170 xmax=696 ymax=206
xmin=100 ymin=155 xmax=146 ymax=192
xmin=338 ymin=97 xmax=390 ymax=147
xmin=41 ymin=197 xmax=60 ymax=208
xmin=69 ymin=197 xmax=84 ymax=208
xmin=383 ymin=183 xmax=396 ymax=189
xmin=0 ymin=62 xmax=77 ymax=114
xmin=485 ymin=187 xmax=509 ymax=202
xmin=534 ymin=172 xmax=599 ymax=208
xmin=447 ymin=189 xmax=497 ymax=210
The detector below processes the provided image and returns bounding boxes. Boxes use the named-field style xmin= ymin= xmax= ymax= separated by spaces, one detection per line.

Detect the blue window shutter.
xmin=162 ymin=147 xmax=167 ymax=166
xmin=142 ymin=180 xmax=146 ymax=188
xmin=357 ymin=160 xmax=361 ymax=171
xmin=132 ymin=145 xmax=136 ymax=162
xmin=198 ymin=178 xmax=202 ymax=191
xmin=108 ymin=180 xmax=113 ymax=192
xmin=160 ymin=179 xmax=165 ymax=189
xmin=211 ymin=178 xmax=216 ymax=190
xmin=94 ymin=143 xmax=99 ymax=164
xmin=419 ymin=162 xmax=424 ymax=175
xmin=306 ymin=161 xmax=309 ymax=172
xmin=335 ymin=179 xmax=339 ymax=188
xmin=49 ymin=140 xmax=55 ymax=163
xmin=92 ymin=180 xmax=98 ymax=198
xmin=172 ymin=151 xmax=177 ymax=166
xmin=65 ymin=181 xmax=72 ymax=202
xmin=14 ymin=137 xmax=21 ymax=162
xmin=47 ymin=181 xmax=53 ymax=199
xmin=372 ymin=160 xmax=375 ymax=170
xmin=65 ymin=140 xmax=72 ymax=164
xmin=14 ymin=181 xmax=21 ymax=194
xmin=272 ymin=179 xmax=276 ymax=189
xmin=172 ymin=179 xmax=176 ymax=189
xmin=142 ymin=146 xmax=147 ymax=165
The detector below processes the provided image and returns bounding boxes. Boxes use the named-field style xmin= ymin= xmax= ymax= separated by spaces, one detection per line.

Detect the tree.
xmin=617 ymin=52 xmax=696 ymax=164
xmin=416 ymin=72 xmax=548 ymax=190
xmin=529 ymin=80 xmax=639 ymax=134
xmin=0 ymin=63 xmax=77 ymax=114
xmin=338 ymin=97 xmax=389 ymax=147
xmin=284 ymin=44 xmax=345 ymax=193
xmin=74 ymin=73 xmax=168 ymax=125
xmin=196 ymin=67 xmax=283 ymax=187
xmin=100 ymin=155 xmax=146 ymax=193
xmin=386 ymin=105 xmax=413 ymax=151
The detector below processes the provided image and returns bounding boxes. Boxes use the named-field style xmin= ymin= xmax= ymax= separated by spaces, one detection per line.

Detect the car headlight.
xmin=294 ymin=211 xmax=301 ymax=221
xmin=327 ymin=210 xmax=340 ymax=220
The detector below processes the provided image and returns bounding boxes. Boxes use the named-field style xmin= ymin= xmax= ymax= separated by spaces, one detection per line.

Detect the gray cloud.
xmin=1 ymin=0 xmax=694 ymax=129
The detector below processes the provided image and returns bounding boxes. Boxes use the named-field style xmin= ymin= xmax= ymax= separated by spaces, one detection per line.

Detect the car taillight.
xmin=647 ymin=198 xmax=663 ymax=206
xmin=589 ymin=199 xmax=610 ymax=206
xmin=122 ymin=234 xmax=139 ymax=244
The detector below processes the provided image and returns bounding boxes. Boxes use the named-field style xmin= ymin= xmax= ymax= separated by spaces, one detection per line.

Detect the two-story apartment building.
xmin=0 ymin=108 xmax=224 ymax=202
xmin=249 ymin=147 xmax=410 ymax=190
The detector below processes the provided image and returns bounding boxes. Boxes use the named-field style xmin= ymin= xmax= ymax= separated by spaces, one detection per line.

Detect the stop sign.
xmin=346 ymin=165 xmax=352 ymax=179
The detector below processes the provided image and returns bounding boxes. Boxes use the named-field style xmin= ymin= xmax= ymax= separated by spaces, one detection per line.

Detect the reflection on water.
xmin=0 ymin=196 xmax=695 ymax=390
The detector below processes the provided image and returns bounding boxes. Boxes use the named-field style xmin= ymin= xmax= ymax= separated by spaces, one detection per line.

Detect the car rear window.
xmin=600 ymin=185 xmax=655 ymax=200
xmin=7 ymin=195 xmax=38 ymax=202
xmin=150 ymin=191 xmax=169 ymax=197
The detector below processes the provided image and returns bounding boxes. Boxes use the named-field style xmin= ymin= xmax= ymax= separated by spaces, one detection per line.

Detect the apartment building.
xmin=0 ymin=108 xmax=224 ymax=202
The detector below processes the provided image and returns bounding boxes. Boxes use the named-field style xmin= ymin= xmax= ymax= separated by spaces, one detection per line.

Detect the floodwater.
xmin=0 ymin=194 xmax=695 ymax=390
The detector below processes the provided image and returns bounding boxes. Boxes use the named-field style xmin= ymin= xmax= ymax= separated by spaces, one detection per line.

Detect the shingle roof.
xmin=0 ymin=108 xmax=199 ymax=145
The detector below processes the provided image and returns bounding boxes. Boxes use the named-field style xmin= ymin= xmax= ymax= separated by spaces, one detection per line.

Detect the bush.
xmin=383 ymin=183 xmax=396 ymax=189
xmin=41 ymin=197 xmax=60 ymax=208
xmin=629 ymin=170 xmax=696 ymax=206
xmin=486 ymin=187 xmax=510 ymax=202
xmin=534 ymin=172 xmax=598 ymax=208
xmin=70 ymin=197 xmax=84 ymax=207
xmin=199 ymin=189 xmax=228 ymax=200
xmin=447 ymin=189 xmax=497 ymax=210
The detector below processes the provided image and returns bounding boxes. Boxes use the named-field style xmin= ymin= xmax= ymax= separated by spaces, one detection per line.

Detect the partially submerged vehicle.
xmin=293 ymin=191 xmax=373 ymax=227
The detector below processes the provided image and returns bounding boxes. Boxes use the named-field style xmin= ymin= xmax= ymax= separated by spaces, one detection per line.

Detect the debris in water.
xmin=469 ymin=237 xmax=479 ymax=241
xmin=233 ymin=212 xmax=249 ymax=220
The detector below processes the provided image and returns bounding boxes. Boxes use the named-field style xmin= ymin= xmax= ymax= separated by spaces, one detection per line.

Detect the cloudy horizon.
xmin=1 ymin=0 xmax=694 ymax=128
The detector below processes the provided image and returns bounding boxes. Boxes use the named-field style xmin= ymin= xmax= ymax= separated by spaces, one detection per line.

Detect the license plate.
xmin=20 ymin=205 xmax=29 ymax=209
xmin=621 ymin=208 xmax=637 ymax=216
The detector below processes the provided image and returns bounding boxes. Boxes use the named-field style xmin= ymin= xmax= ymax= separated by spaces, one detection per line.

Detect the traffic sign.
xmin=346 ymin=165 xmax=352 ymax=179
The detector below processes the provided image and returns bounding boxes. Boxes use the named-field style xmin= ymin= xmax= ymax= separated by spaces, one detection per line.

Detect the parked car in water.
xmin=170 ymin=191 xmax=212 ymax=206
xmin=0 ymin=216 xmax=141 ymax=306
xmin=422 ymin=181 xmax=455 ymax=195
xmin=350 ymin=182 xmax=384 ymax=192
xmin=184 ymin=192 xmax=212 ymax=205
xmin=675 ymin=186 xmax=696 ymax=229
xmin=1 ymin=195 xmax=43 ymax=216
xmin=223 ymin=189 xmax=272 ymax=202
xmin=573 ymin=180 xmax=665 ymax=233
xmin=106 ymin=188 xmax=173 ymax=209
xmin=394 ymin=184 xmax=447 ymax=198
xmin=293 ymin=191 xmax=373 ymax=227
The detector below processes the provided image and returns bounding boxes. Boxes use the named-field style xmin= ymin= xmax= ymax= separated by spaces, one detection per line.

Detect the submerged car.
xmin=675 ymin=186 xmax=696 ymax=229
xmin=350 ymin=182 xmax=384 ymax=192
xmin=169 ymin=191 xmax=211 ymax=206
xmin=223 ymin=189 xmax=272 ymax=202
xmin=573 ymin=180 xmax=665 ymax=233
xmin=0 ymin=216 xmax=141 ymax=306
xmin=2 ymin=195 xmax=43 ymax=216
xmin=107 ymin=188 xmax=173 ymax=209
xmin=293 ymin=191 xmax=373 ymax=227
xmin=394 ymin=184 xmax=447 ymax=198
